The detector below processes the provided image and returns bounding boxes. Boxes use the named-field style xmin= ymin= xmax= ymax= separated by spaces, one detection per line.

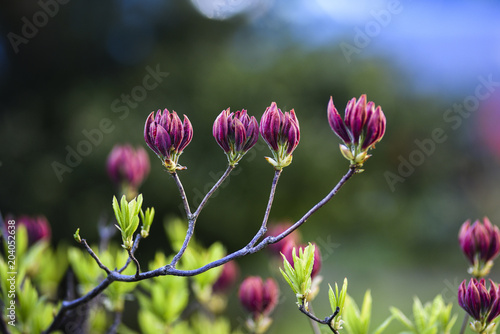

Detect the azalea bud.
xmin=328 ymin=95 xmax=386 ymax=166
xmin=266 ymin=222 xmax=301 ymax=256
xmin=144 ymin=108 xmax=193 ymax=172
xmin=239 ymin=276 xmax=279 ymax=319
xmin=459 ymin=217 xmax=500 ymax=278
xmin=107 ymin=144 xmax=150 ymax=198
xmin=213 ymin=260 xmax=239 ymax=293
xmin=9 ymin=215 xmax=51 ymax=245
xmin=260 ymin=102 xmax=300 ymax=170
xmin=458 ymin=278 xmax=500 ymax=332
xmin=213 ymin=108 xmax=259 ymax=166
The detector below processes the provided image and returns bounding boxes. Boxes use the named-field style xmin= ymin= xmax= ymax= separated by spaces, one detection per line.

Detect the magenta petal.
xmin=327 ymin=97 xmax=351 ymax=145
xmin=178 ymin=115 xmax=193 ymax=152
xmin=243 ymin=117 xmax=259 ymax=151
xmin=233 ymin=118 xmax=246 ymax=152
xmin=154 ymin=125 xmax=171 ymax=158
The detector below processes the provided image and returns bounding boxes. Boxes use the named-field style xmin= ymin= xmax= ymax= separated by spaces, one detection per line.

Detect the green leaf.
xmin=390 ymin=307 xmax=414 ymax=331
xmin=373 ymin=315 xmax=394 ymax=334
xmin=112 ymin=196 xmax=122 ymax=228
xmin=359 ymin=290 xmax=372 ymax=333
xmin=413 ymin=297 xmax=427 ymax=333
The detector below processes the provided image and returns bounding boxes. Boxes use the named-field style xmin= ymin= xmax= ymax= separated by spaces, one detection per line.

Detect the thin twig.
xmin=247 ymin=169 xmax=282 ymax=247
xmin=459 ymin=313 xmax=469 ymax=334
xmin=118 ymin=234 xmax=141 ymax=273
xmin=127 ymin=249 xmax=141 ymax=277
xmin=106 ymin=311 xmax=122 ymax=334
xmin=298 ymin=303 xmax=339 ymax=333
xmin=193 ymin=165 xmax=234 ymax=217
xmin=171 ymin=172 xmax=192 ymax=217
xmin=170 ymin=164 xmax=234 ymax=268
xmin=81 ymin=239 xmax=111 ymax=275
xmin=43 ymin=167 xmax=357 ymax=333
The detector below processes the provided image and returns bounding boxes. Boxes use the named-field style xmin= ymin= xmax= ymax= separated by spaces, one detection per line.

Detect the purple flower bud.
xmin=260 ymin=102 xmax=300 ymax=169
xmin=266 ymin=222 xmax=302 ymax=256
xmin=281 ymin=241 xmax=322 ymax=279
xmin=106 ymin=144 xmax=150 ymax=189
xmin=239 ymin=276 xmax=279 ymax=319
xmin=327 ymin=95 xmax=386 ymax=166
xmin=459 ymin=217 xmax=500 ymax=270
xmin=144 ymin=109 xmax=193 ymax=172
xmin=213 ymin=260 xmax=239 ymax=293
xmin=213 ymin=108 xmax=259 ymax=165
xmin=6 ymin=215 xmax=51 ymax=245
xmin=458 ymin=278 xmax=500 ymax=327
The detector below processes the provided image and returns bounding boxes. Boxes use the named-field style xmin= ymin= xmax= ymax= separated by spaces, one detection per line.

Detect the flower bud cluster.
xmin=107 ymin=144 xmax=150 ymax=198
xmin=144 ymin=109 xmax=193 ymax=172
xmin=458 ymin=278 xmax=500 ymax=333
xmin=459 ymin=217 xmax=500 ymax=277
xmin=259 ymin=102 xmax=300 ymax=170
xmin=328 ymin=95 xmax=386 ymax=166
xmin=238 ymin=276 xmax=279 ymax=333
xmin=213 ymin=108 xmax=259 ymax=166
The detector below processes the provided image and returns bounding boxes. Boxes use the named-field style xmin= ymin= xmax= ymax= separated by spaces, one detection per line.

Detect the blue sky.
xmin=191 ymin=0 xmax=500 ymax=95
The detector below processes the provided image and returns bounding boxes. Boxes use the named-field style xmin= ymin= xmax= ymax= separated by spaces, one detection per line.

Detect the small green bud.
xmin=140 ymin=207 xmax=155 ymax=238
xmin=73 ymin=228 xmax=81 ymax=243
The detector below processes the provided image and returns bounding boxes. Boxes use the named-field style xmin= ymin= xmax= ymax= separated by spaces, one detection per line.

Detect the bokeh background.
xmin=1 ymin=0 xmax=500 ymax=332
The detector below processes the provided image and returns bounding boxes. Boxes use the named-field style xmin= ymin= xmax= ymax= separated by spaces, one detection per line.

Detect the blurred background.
xmin=1 ymin=0 xmax=500 ymax=332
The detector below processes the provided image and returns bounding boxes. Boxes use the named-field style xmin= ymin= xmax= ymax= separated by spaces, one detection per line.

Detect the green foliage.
xmin=32 ymin=244 xmax=68 ymax=298
xmin=343 ymin=290 xmax=393 ymax=334
xmin=390 ymin=295 xmax=457 ymax=334
xmin=165 ymin=217 xmax=226 ymax=305
xmin=280 ymin=243 xmax=315 ymax=304
xmin=328 ymin=278 xmax=348 ymax=331
xmin=68 ymin=246 xmax=102 ymax=293
xmin=112 ymin=194 xmax=143 ymax=249
xmin=9 ymin=278 xmax=55 ymax=334
xmin=137 ymin=252 xmax=190 ymax=330
xmin=165 ymin=216 xmax=189 ymax=252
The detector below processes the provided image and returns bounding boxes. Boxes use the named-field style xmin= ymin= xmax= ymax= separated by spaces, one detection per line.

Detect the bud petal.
xmin=327 ymin=96 xmax=351 ymax=145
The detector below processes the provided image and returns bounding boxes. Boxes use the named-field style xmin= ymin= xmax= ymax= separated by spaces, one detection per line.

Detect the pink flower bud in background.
xmin=459 ymin=217 xmax=500 ymax=277
xmin=458 ymin=278 xmax=500 ymax=330
xmin=281 ymin=241 xmax=322 ymax=279
xmin=106 ymin=144 xmax=150 ymax=189
xmin=266 ymin=222 xmax=301 ymax=256
xmin=144 ymin=108 xmax=193 ymax=172
xmin=260 ymin=102 xmax=300 ymax=169
xmin=213 ymin=260 xmax=239 ymax=293
xmin=328 ymin=95 xmax=386 ymax=166
xmin=239 ymin=276 xmax=279 ymax=319
xmin=213 ymin=108 xmax=259 ymax=166
xmin=8 ymin=215 xmax=51 ymax=245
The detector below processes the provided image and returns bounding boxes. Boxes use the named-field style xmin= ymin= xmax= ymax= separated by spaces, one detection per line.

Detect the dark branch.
xmin=43 ymin=166 xmax=357 ymax=333
xmin=81 ymin=239 xmax=111 ymax=275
